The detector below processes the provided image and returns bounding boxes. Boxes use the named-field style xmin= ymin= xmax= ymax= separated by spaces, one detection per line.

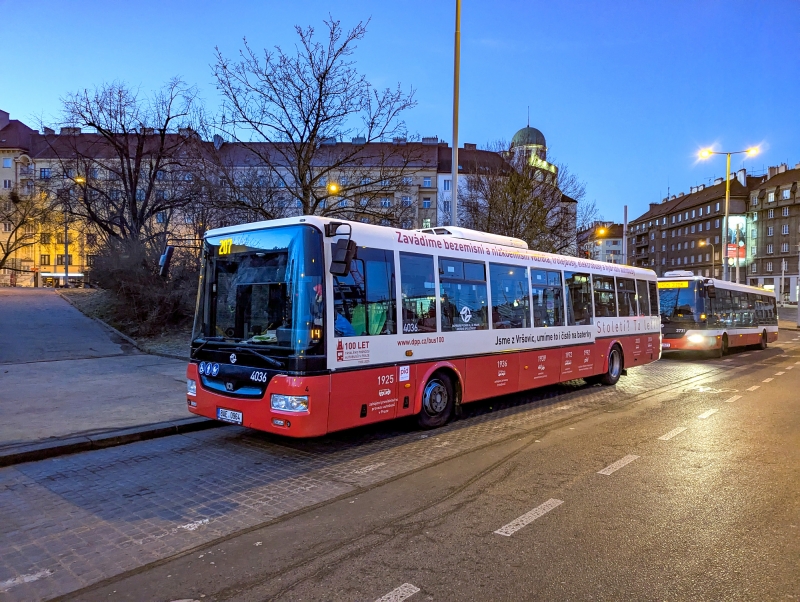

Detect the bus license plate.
xmin=217 ymin=408 xmax=242 ymax=425
xmin=661 ymin=343 xmax=671 ymax=348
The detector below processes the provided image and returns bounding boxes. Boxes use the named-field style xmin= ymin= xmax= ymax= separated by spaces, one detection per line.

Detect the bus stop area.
xmin=0 ymin=288 xmax=213 ymax=465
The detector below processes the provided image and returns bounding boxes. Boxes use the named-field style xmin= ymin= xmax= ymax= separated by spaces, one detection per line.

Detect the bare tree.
xmin=459 ymin=142 xmax=586 ymax=254
xmin=0 ymin=190 xmax=56 ymax=273
xmin=41 ymin=79 xmax=204 ymax=249
xmin=212 ymin=17 xmax=421 ymax=224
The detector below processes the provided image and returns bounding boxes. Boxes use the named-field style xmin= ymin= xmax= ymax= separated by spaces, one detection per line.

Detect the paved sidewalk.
xmin=0 ymin=289 xmax=197 ymax=456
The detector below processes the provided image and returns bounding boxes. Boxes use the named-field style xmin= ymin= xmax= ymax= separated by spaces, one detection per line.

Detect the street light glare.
xmin=597 ymin=228 xmax=606 ymax=235
xmin=74 ymin=176 xmax=86 ymax=183
xmin=747 ymin=147 xmax=759 ymax=156
xmin=326 ymin=182 xmax=339 ymax=194
xmin=698 ymin=149 xmax=713 ymax=159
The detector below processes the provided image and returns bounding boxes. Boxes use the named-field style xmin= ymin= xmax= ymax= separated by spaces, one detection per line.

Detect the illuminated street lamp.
xmin=698 ymin=240 xmax=715 ymax=278
xmin=326 ymin=181 xmax=339 ymax=195
xmin=698 ymin=146 xmax=759 ymax=283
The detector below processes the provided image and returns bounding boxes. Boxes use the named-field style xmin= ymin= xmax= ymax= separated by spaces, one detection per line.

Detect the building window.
xmin=690 ymin=225 xmax=695 ymax=233
xmin=751 ymin=228 xmax=757 ymax=238
xmin=714 ymin=236 xmax=719 ymax=244
xmin=40 ymin=233 xmax=51 ymax=245
xmin=2 ymin=179 xmax=10 ymax=189
xmin=56 ymin=254 xmax=73 ymax=266
xmin=661 ymin=244 xmax=666 ymax=251
xmin=443 ymin=179 xmax=451 ymax=191
xmin=401 ymin=220 xmax=412 ymax=229
xmin=715 ymin=202 xmax=720 ymax=211
xmin=402 ymin=177 xmax=413 ymax=186
xmin=751 ymin=263 xmax=757 ymax=274
xmin=782 ymin=206 xmax=789 ymax=217
xmin=2 ymin=158 xmax=12 ymax=168
xmin=767 ymin=191 xmax=775 ymax=203
xmin=715 ymin=219 xmax=720 ymax=228
xmin=752 ymin=195 xmax=759 ymax=206
xmin=671 ymin=216 xmax=675 ymax=224
xmin=86 ymin=233 xmax=97 ymax=246
xmin=2 ymin=222 xmax=12 ymax=232
xmin=766 ymin=261 xmax=773 ymax=272
xmin=781 ymin=242 xmax=789 ymax=253
xmin=40 ymin=254 xmax=50 ymax=265
xmin=422 ymin=198 xmax=431 ymax=209
xmin=442 ymin=200 xmax=452 ymax=213
xmin=768 ymin=209 xmax=774 ymax=219
xmin=423 ymin=177 xmax=431 ymax=187
xmin=156 ymin=212 xmax=166 ymax=223
xmin=422 ymin=218 xmax=431 ymax=228
xmin=698 ymin=223 xmax=703 ymax=232
xmin=751 ymin=246 xmax=756 ymax=257
xmin=767 ymin=226 xmax=774 ymax=236
xmin=678 ymin=214 xmax=682 ymax=222
xmin=691 ymin=210 xmax=696 ymax=218
xmin=782 ymin=224 xmax=789 ymax=235
xmin=782 ymin=189 xmax=790 ymax=200
xmin=381 ymin=198 xmax=392 ymax=208
xmin=39 ymin=168 xmax=51 ymax=179
xmin=401 ymin=196 xmax=412 ymax=207
xmin=767 ymin=244 xmax=774 ymax=254
xmin=677 ymin=242 xmax=682 ymax=250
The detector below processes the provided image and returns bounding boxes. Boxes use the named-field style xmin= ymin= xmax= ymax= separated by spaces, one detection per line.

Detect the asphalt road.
xmin=2 ymin=331 xmax=799 ymax=601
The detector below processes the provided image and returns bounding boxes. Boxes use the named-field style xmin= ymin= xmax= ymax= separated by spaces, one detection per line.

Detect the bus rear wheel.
xmin=599 ymin=345 xmax=623 ymax=386
xmin=417 ymin=372 xmax=455 ymax=429
xmin=759 ymin=330 xmax=768 ymax=350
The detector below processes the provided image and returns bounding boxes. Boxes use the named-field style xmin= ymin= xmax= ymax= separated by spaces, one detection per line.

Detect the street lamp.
xmin=698 ymin=146 xmax=759 ymax=283
xmin=61 ymin=175 xmax=86 ymax=288
xmin=698 ymin=240 xmax=715 ymax=278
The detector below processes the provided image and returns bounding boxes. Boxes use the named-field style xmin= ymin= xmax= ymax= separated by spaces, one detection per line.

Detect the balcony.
xmin=18 ymin=167 xmax=34 ymax=178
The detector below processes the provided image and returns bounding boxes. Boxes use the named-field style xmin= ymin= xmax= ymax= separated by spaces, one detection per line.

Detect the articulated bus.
xmin=658 ymin=271 xmax=778 ymax=356
xmin=186 ymin=217 xmax=661 ymax=437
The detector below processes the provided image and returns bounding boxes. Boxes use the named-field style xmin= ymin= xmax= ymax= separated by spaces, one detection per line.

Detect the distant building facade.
xmin=578 ymin=221 xmax=624 ymax=263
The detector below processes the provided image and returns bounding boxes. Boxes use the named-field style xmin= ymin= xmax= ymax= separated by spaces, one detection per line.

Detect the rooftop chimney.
xmin=421 ymin=136 xmax=438 ymax=145
xmin=392 ymin=137 xmax=407 ymax=145
xmin=736 ymin=168 xmax=746 ymax=186
xmin=60 ymin=127 xmax=81 ymax=135
xmin=351 ymin=136 xmax=366 ymax=145
xmin=43 ymin=127 xmax=55 ymax=135
xmin=768 ymin=165 xmax=778 ymax=179
xmin=678 ymin=192 xmax=685 ymax=197
xmin=0 ymin=110 xmax=9 ymax=130
xmin=778 ymin=163 xmax=787 ymax=174
xmin=463 ymin=143 xmax=477 ymax=150
xmin=714 ymin=177 xmax=723 ymax=185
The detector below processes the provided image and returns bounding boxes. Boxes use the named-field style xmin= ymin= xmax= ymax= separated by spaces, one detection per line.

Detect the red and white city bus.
xmin=186 ymin=217 xmax=661 ymax=437
xmin=658 ymin=271 xmax=779 ymax=356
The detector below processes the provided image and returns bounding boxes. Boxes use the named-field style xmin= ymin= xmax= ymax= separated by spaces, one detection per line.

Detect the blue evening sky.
xmin=2 ymin=0 xmax=798 ymax=222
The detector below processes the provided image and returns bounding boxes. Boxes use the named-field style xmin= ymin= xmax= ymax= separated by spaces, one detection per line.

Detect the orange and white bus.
xmin=658 ymin=271 xmax=778 ymax=356
xmin=186 ymin=217 xmax=661 ymax=437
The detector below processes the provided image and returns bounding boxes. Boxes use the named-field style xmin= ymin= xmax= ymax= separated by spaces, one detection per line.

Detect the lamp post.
xmin=451 ymin=0 xmax=461 ymax=227
xmin=698 ymin=146 xmax=759 ymax=283
xmin=699 ymin=240 xmax=715 ymax=278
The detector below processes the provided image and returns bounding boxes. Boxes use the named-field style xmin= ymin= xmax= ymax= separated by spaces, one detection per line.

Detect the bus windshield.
xmin=193 ymin=225 xmax=324 ymax=357
xmin=658 ymin=280 xmax=700 ymax=322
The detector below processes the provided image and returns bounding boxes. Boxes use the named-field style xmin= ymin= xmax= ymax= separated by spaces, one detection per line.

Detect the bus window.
xmin=489 ymin=263 xmax=530 ymax=329
xmin=658 ymin=280 xmax=698 ymax=322
xmin=617 ymin=278 xmax=638 ymax=317
xmin=399 ymin=253 xmax=437 ymax=334
xmin=743 ymin=293 xmax=757 ymax=326
xmin=531 ymin=269 xmax=564 ymax=327
xmin=593 ymin=275 xmax=617 ymax=317
xmin=636 ymin=280 xmax=650 ymax=316
xmin=717 ymin=289 xmax=733 ymax=325
xmin=440 ymin=258 xmax=488 ymax=332
xmin=564 ymin=272 xmax=592 ymax=326
xmin=333 ymin=248 xmax=396 ymax=337
xmin=648 ymin=281 xmax=659 ymax=316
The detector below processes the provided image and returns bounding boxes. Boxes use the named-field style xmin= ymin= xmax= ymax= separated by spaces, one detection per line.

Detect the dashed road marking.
xmin=494 ymin=499 xmax=564 ymax=536
xmin=741 ymin=353 xmax=751 ymax=357
xmin=658 ymin=427 xmax=687 ymax=441
xmin=723 ymin=359 xmax=733 ymax=362
xmin=0 ymin=570 xmax=53 ymax=592
xmin=763 ymin=378 xmax=774 ymax=383
xmin=747 ymin=385 xmax=760 ymax=391
xmin=179 ymin=519 xmax=209 ymax=531
xmin=698 ymin=409 xmax=719 ymax=419
xmin=724 ymin=395 xmax=742 ymax=403
xmin=375 ymin=583 xmax=420 ymax=602
xmin=598 ymin=455 xmax=640 ymax=475
xmin=775 ymin=372 xmax=785 ymax=376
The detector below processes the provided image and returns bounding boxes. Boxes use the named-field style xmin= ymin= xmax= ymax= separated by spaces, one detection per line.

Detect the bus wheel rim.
xmin=610 ymin=349 xmax=621 ymax=378
xmin=423 ymin=380 xmax=448 ymax=415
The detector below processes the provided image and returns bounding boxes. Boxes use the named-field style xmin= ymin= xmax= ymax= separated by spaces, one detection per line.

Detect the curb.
xmin=55 ymin=289 xmax=189 ymax=361
xmin=0 ymin=417 xmax=226 ymax=468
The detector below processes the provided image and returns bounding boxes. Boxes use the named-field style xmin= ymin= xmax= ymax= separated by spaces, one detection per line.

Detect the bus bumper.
xmin=185 ymin=364 xmax=331 ymax=438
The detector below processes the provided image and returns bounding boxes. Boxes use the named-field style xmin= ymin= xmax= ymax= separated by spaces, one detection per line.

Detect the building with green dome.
xmin=510 ymin=125 xmax=557 ymax=176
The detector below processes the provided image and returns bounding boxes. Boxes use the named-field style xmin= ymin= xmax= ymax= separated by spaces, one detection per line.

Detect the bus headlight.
xmin=187 ymin=379 xmax=197 ymax=396
xmin=687 ymin=334 xmax=706 ymax=344
xmin=271 ymin=394 xmax=309 ymax=412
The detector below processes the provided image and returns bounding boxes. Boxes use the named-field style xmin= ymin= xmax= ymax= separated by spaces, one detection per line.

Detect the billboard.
xmin=725 ymin=215 xmax=747 ymax=267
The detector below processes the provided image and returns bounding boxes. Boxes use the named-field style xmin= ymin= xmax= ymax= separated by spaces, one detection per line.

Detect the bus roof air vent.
xmin=663 ymin=270 xmax=695 ymax=278
xmin=414 ymin=226 xmax=529 ymax=249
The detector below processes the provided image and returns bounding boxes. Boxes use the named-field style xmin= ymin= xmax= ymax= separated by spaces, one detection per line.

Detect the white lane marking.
xmin=494 ymin=498 xmax=564 ymax=536
xmin=796 ymin=361 xmax=800 ymax=365
xmin=598 ymin=455 xmax=640 ymax=475
xmin=698 ymin=409 xmax=719 ymax=419
xmin=763 ymin=378 xmax=774 ymax=383
xmin=658 ymin=427 xmax=687 ymax=441
xmin=375 ymin=583 xmax=420 ymax=602
xmin=353 ymin=462 xmax=387 ymax=475
xmin=0 ymin=570 xmax=53 ymax=592
xmin=179 ymin=519 xmax=209 ymax=531
xmin=747 ymin=385 xmax=760 ymax=391
xmin=785 ymin=366 xmax=794 ymax=370
xmin=774 ymin=372 xmax=785 ymax=376
xmin=723 ymin=359 xmax=733 ymax=362
xmin=741 ymin=353 xmax=751 ymax=357
xmin=724 ymin=395 xmax=742 ymax=403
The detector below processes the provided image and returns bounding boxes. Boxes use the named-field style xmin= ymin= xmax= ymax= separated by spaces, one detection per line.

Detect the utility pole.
xmin=622 ymin=205 xmax=628 ymax=265
xmin=450 ymin=0 xmax=461 ymax=227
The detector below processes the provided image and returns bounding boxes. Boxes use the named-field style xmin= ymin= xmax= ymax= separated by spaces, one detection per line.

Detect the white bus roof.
xmin=205 ymin=216 xmax=657 ymax=279
xmin=416 ymin=226 xmax=528 ymax=249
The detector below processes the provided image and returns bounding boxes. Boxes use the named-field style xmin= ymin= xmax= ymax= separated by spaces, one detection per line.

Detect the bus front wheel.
xmin=717 ymin=334 xmax=729 ymax=358
xmin=599 ymin=345 xmax=623 ymax=386
xmin=417 ymin=372 xmax=455 ymax=429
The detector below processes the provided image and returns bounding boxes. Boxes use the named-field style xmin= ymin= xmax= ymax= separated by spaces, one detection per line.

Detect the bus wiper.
xmin=190 ymin=336 xmax=225 ymax=358
xmin=232 ymin=346 xmax=283 ymax=368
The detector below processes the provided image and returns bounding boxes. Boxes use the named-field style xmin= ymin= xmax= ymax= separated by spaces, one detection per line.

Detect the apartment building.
xmin=578 ymin=222 xmax=624 ymax=263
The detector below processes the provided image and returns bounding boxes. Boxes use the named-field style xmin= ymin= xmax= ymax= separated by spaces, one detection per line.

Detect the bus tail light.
xmin=271 ymin=394 xmax=309 ymax=412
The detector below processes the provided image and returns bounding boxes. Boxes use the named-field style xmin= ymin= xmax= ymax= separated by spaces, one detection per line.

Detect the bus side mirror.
xmin=705 ymin=284 xmax=716 ymax=299
xmin=330 ymin=239 xmax=356 ymax=276
xmin=159 ymin=245 xmax=174 ymax=278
